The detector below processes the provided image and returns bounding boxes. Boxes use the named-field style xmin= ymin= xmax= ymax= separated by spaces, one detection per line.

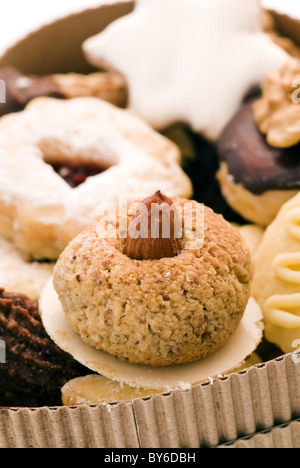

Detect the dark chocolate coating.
xmin=0 ymin=67 xmax=63 ymax=117
xmin=180 ymin=126 xmax=247 ymax=224
xmin=217 ymin=101 xmax=300 ymax=195
xmin=0 ymin=289 xmax=88 ymax=407
xmin=0 ymin=68 xmax=24 ymax=116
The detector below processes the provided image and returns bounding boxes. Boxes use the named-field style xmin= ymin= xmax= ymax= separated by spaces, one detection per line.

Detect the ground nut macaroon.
xmin=53 ymin=192 xmax=252 ymax=367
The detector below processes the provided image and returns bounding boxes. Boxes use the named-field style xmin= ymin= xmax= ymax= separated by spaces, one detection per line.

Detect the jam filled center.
xmin=50 ymin=162 xmax=110 ymax=188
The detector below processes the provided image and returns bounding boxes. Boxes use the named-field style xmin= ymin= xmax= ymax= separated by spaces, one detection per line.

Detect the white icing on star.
xmin=83 ymin=0 xmax=289 ymax=141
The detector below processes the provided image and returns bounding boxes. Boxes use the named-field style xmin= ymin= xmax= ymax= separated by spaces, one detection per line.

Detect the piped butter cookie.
xmin=252 ymin=191 xmax=300 ymax=354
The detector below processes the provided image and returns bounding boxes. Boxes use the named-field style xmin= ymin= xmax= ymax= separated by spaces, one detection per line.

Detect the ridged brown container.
xmin=0 ymin=353 xmax=299 ymax=448
xmin=0 ymin=0 xmax=300 ymax=449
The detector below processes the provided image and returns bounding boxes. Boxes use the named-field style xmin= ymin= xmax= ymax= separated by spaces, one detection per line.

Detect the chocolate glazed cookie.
xmin=0 ymin=66 xmax=128 ymax=118
xmin=179 ymin=126 xmax=246 ymax=224
xmin=0 ymin=67 xmax=64 ymax=117
xmin=0 ymin=289 xmax=89 ymax=407
xmin=216 ymin=101 xmax=300 ymax=226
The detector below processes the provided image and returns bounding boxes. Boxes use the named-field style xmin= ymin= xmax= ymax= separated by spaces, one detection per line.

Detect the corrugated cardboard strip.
xmin=219 ymin=420 xmax=300 ymax=448
xmin=0 ymin=352 xmax=299 ymax=448
xmin=0 ymin=402 xmax=139 ymax=448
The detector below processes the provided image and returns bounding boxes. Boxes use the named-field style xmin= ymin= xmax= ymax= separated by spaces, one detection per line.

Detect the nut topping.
xmin=253 ymin=59 xmax=300 ymax=148
xmin=124 ymin=191 xmax=182 ymax=260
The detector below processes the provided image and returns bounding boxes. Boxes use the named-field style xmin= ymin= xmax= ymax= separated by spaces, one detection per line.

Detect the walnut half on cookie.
xmin=53 ymin=192 xmax=252 ymax=367
xmin=253 ymin=59 xmax=300 ymax=148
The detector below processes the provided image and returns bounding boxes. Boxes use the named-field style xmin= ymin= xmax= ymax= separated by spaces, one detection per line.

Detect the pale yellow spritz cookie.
xmin=252 ymin=191 xmax=300 ymax=353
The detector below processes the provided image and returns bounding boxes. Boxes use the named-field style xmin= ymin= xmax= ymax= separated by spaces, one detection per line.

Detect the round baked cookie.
xmin=0 ymin=97 xmax=192 ymax=259
xmin=61 ymin=374 xmax=165 ymax=406
xmin=216 ymin=101 xmax=300 ymax=226
xmin=252 ymin=191 xmax=300 ymax=354
xmin=0 ymin=66 xmax=128 ymax=117
xmin=53 ymin=194 xmax=252 ymax=368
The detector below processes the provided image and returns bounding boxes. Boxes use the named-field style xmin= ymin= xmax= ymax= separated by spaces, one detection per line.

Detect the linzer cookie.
xmin=0 ymin=97 xmax=192 ymax=260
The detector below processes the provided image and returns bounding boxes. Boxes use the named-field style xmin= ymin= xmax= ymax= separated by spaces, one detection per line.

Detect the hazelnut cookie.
xmin=53 ymin=192 xmax=252 ymax=367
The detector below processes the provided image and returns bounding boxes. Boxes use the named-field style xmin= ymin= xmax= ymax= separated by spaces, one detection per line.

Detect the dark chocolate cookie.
xmin=0 ymin=289 xmax=88 ymax=407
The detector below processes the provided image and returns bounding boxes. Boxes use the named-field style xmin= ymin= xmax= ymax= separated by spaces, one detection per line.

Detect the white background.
xmin=0 ymin=0 xmax=300 ymax=53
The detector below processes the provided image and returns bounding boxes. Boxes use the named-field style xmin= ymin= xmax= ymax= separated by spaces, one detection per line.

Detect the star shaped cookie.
xmin=83 ymin=0 xmax=289 ymax=141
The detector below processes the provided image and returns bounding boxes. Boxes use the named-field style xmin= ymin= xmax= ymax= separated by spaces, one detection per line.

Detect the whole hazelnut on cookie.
xmin=124 ymin=190 xmax=182 ymax=260
xmin=53 ymin=192 xmax=252 ymax=367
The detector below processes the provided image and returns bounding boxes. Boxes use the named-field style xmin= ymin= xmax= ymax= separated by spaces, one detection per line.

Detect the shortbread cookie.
xmin=53 ymin=192 xmax=252 ymax=367
xmin=61 ymin=374 xmax=164 ymax=406
xmin=0 ymin=97 xmax=192 ymax=259
xmin=252 ymin=191 xmax=300 ymax=353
